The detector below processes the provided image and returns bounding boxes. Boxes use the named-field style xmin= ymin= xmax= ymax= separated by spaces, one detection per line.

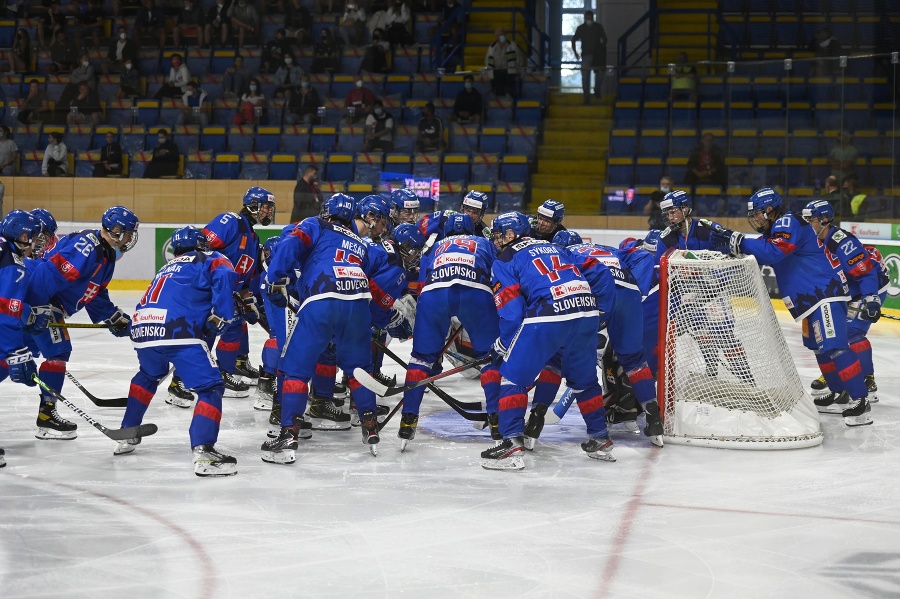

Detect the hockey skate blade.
xmin=816 ymin=404 xmax=847 ymax=415
xmin=844 ymin=415 xmax=873 ymax=427
xmin=472 ymin=420 xmax=489 ymax=430
xmin=399 ymin=438 xmax=409 ymax=452
xmin=223 ymin=388 xmax=250 ymax=399
xmin=34 ymin=428 xmax=77 ymax=440
xmin=370 ymin=444 xmax=378 ymax=456
xmin=252 ymin=396 xmax=273 ymax=411
xmin=523 ymin=436 xmax=537 ymax=451
xmin=195 ymin=463 xmax=238 ymax=477
xmin=481 ymin=455 xmax=525 ymax=471
xmin=586 ymin=449 xmax=616 ymax=462
xmin=352 ymin=367 xmax=389 ymax=396
xmin=649 ymin=435 xmax=664 ymax=448
xmin=165 ymin=395 xmax=194 ymax=408
xmin=261 ymin=449 xmax=296 ymax=465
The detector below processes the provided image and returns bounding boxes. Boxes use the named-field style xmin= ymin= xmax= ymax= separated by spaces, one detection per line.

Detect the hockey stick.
xmin=544 ymin=388 xmax=576 ymax=425
xmin=49 ymin=322 xmax=114 ymax=329
xmin=376 ymin=399 xmax=403 ymax=431
xmin=64 ymin=371 xmax=129 ymax=407
xmin=33 ymin=375 xmax=158 ymax=441
xmin=880 ymin=312 xmax=900 ymax=322
xmin=353 ymin=356 xmax=491 ymax=398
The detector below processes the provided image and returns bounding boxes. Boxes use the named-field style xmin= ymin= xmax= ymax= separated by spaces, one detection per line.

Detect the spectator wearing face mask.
xmin=233 ymin=78 xmax=266 ymax=125
xmin=0 ymin=126 xmax=19 ymax=176
xmin=42 ymin=132 xmax=68 ymax=177
xmin=364 ymin=99 xmax=394 ymax=152
xmin=453 ymin=74 xmax=483 ymax=124
xmin=285 ymin=74 xmax=321 ymax=126
xmin=262 ymin=28 xmax=291 ymax=74
xmin=291 ymin=164 xmax=323 ymax=222
xmin=118 ymin=60 xmax=140 ymax=99
xmin=176 ymin=81 xmax=209 ymax=127
xmin=155 ymin=54 xmax=192 ymax=99
xmin=485 ymin=28 xmax=521 ymax=99
xmin=144 ymin=129 xmax=180 ymax=178
xmin=173 ymin=0 xmax=205 ymax=48
xmin=59 ymin=53 xmax=95 ymax=108
xmin=274 ymin=53 xmax=304 ymax=99
xmin=223 ymin=55 xmax=250 ymax=98
xmin=343 ymin=74 xmax=376 ymax=125
xmin=103 ymin=26 xmax=139 ymax=75
xmin=645 ymin=176 xmax=672 ymax=230
xmin=361 ymin=28 xmax=390 ymax=74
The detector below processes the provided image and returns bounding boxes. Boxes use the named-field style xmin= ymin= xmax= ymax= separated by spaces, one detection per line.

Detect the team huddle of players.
xmin=0 ymin=183 xmax=886 ymax=475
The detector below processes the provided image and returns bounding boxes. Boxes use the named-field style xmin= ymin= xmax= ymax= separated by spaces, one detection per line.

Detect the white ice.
xmin=1 ymin=290 xmax=899 ymax=599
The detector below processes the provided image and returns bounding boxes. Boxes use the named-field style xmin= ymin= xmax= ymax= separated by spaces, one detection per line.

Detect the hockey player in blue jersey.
xmin=391 ymin=187 xmax=420 ymax=225
xmin=26 ymin=206 xmax=138 ymax=440
xmin=530 ymin=199 xmax=567 ymax=241
xmin=653 ymin=190 xmax=722 ymax=263
xmin=118 ymin=226 xmax=239 ymax=476
xmin=710 ymin=188 xmax=872 ymax=426
xmin=485 ymin=212 xmax=613 ymax=470
xmin=459 ymin=190 xmax=491 ymax=237
xmin=30 ymin=208 xmax=58 ymax=258
xmin=801 ymin=199 xmax=885 ymax=413
xmin=261 ymin=193 xmax=381 ymax=463
xmin=0 ymin=211 xmax=49 ymax=467
xmin=396 ymin=213 xmax=500 ymax=450
xmin=253 ymin=236 xmax=281 ymax=412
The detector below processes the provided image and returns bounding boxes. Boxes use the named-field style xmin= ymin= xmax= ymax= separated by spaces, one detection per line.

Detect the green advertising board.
xmin=154 ymin=226 xmax=282 ymax=272
xmin=873 ymin=243 xmax=900 ymax=310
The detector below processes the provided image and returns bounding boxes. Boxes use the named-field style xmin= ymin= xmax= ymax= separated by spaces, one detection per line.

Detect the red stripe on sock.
xmin=850 ymin=339 xmax=872 ymax=353
xmin=283 ymin=379 xmax=309 ymax=394
xmin=194 ymin=400 xmax=222 ymax=424
xmin=819 ymin=361 xmax=836 ymax=373
xmin=627 ymin=367 xmax=653 ymax=384
xmin=404 ymin=369 xmax=429 ymax=383
xmin=129 ymin=383 xmax=154 ymax=406
xmin=315 ymin=364 xmax=337 ymax=377
xmin=217 ymin=340 xmax=240 ymax=352
xmin=838 ymin=360 xmax=862 ymax=382
xmin=499 ymin=393 xmax=528 ymax=412
xmin=537 ymin=369 xmax=562 ymax=385
xmin=480 ymin=368 xmax=501 ymax=385
xmin=40 ymin=360 xmax=67 ymax=373
xmin=577 ymin=394 xmax=604 ymax=415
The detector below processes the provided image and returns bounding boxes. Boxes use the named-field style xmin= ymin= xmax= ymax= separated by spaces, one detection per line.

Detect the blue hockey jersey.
xmin=26 ymin=229 xmax=118 ymax=322
xmin=0 ymin=239 xmax=31 ymax=356
xmin=203 ymin=211 xmax=260 ymax=288
xmin=367 ymin=238 xmax=408 ymax=329
xmin=654 ymin=219 xmax=721 ymax=265
xmin=820 ymin=226 xmax=880 ymax=299
xmin=562 ymin=244 xmax=618 ymax=317
xmin=130 ymin=251 xmax=237 ymax=347
xmin=492 ymin=237 xmax=598 ymax=345
xmin=421 ymin=234 xmax=494 ymax=295
xmin=739 ymin=212 xmax=849 ymax=320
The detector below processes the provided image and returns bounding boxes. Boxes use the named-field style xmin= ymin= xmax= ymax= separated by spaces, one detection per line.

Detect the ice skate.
xmin=398 ymin=413 xmax=418 ymax=452
xmin=810 ymin=374 xmax=829 ymax=397
xmin=523 ymin=404 xmax=547 ymax=450
xmin=480 ymin=437 xmax=525 ymax=471
xmin=814 ymin=390 xmax=851 ymax=414
xmin=266 ymin=399 xmax=282 ymax=438
xmin=261 ymin=424 xmax=300 ymax=464
xmin=166 ymin=375 xmax=196 ymax=408
xmin=114 ymin=437 xmax=142 ymax=455
xmin=641 ymin=400 xmax=664 ymax=447
xmin=372 ymin=370 xmax=396 ymax=389
xmin=221 ymin=370 xmax=250 ymax=398
xmin=487 ymin=412 xmax=501 ymax=440
xmin=360 ymin=410 xmax=380 ymax=455
xmin=235 ymin=354 xmax=260 ymax=385
xmin=35 ymin=401 xmax=77 ymax=440
xmin=253 ymin=373 xmax=275 ymax=411
xmin=582 ymin=436 xmax=616 ymax=462
xmin=349 ymin=396 xmax=390 ymax=426
xmin=0 ymin=447 xmax=5 ymax=468
xmin=842 ymin=397 xmax=873 ymax=427
xmin=308 ymin=397 xmax=351 ymax=430
xmin=865 ymin=374 xmax=878 ymax=403
xmin=193 ymin=444 xmax=237 ymax=476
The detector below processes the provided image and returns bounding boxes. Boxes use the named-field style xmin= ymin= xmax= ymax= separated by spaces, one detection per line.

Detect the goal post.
xmin=657 ymin=249 xmax=823 ymax=450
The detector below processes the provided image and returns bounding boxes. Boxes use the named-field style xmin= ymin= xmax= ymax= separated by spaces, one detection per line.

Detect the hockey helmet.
xmin=31 ymin=208 xmax=58 ymax=257
xmin=552 ymin=229 xmax=583 ymax=247
xmin=101 ymin=205 xmax=140 ymax=252
xmin=357 ymin=194 xmax=394 ymax=234
xmin=747 ymin=187 xmax=783 ymax=233
xmin=443 ymin=213 xmax=476 ymax=237
xmin=390 ymin=188 xmax=420 ymax=224
xmin=492 ymin=211 xmax=530 ymax=241
xmin=242 ymin=186 xmax=276 ymax=226
xmin=801 ymin=199 xmax=835 ymax=224
xmin=391 ymin=222 xmax=425 ymax=270
xmin=537 ymin=199 xmax=565 ymax=223
xmin=170 ymin=225 xmax=209 ymax=255
xmin=460 ymin=190 xmax=488 ymax=220
xmin=1 ymin=209 xmax=39 ymax=255
xmin=323 ymin=193 xmax=356 ymax=225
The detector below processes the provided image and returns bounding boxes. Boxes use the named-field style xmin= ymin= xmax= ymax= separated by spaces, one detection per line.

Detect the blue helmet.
xmin=443 ymin=213 xmax=476 ymax=237
xmin=492 ymin=211 xmax=530 ymax=240
xmin=323 ymin=193 xmax=356 ymax=225
xmin=390 ymin=188 xmax=420 ymax=223
xmin=391 ymin=222 xmax=425 ymax=269
xmin=660 ymin=190 xmax=692 ymax=211
xmin=2 ymin=210 xmax=39 ymax=255
xmin=242 ymin=186 xmax=276 ymax=225
xmin=747 ymin=187 xmax=783 ymax=233
xmin=357 ymin=194 xmax=394 ymax=234
xmin=552 ymin=229 xmax=583 ymax=247
xmin=170 ymin=225 xmax=209 ymax=255
xmin=461 ymin=190 xmax=489 ymax=219
xmin=262 ymin=235 xmax=280 ymax=264
xmin=536 ymin=199 xmax=565 ymax=224
xmin=102 ymin=206 xmax=140 ymax=252
xmin=802 ymin=199 xmax=835 ymax=223
xmin=31 ymin=208 xmax=58 ymax=257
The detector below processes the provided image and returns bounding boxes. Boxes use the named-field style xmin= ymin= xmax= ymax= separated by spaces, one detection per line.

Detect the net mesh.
xmin=660 ymin=250 xmax=822 ymax=449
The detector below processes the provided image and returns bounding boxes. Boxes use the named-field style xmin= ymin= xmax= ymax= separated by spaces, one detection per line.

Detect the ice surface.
xmin=1 ymin=291 xmax=899 ymax=599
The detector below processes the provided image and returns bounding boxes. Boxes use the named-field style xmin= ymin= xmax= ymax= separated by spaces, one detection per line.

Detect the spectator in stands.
xmin=59 ymin=52 xmax=96 ymax=108
xmin=144 ymin=129 xmax=180 ymax=178
xmin=93 ymin=131 xmax=123 ymax=177
xmin=228 ymin=0 xmax=259 ymax=49
xmin=340 ymin=2 xmax=366 ymax=46
xmin=440 ymin=21 xmax=463 ymax=74
xmin=262 ymin=28 xmax=291 ymax=74
xmin=158 ymin=0 xmax=182 ymax=28
xmin=232 ymin=78 xmax=266 ymax=125
xmin=65 ymin=82 xmax=103 ymax=126
xmin=103 ymin=26 xmax=139 ymax=75
xmin=292 ymin=164 xmax=323 ymax=222
xmin=840 ymin=174 xmax=867 ymax=221
xmin=0 ymin=126 xmax=18 ymax=176
xmin=344 ymin=74 xmax=376 ymax=125
xmin=822 ymin=175 xmax=841 ymax=212
xmin=205 ymin=0 xmax=231 ymax=48
xmin=173 ymin=0 xmax=206 ymax=48
xmin=645 ymin=175 xmax=671 ymax=230
xmin=484 ymin=28 xmax=521 ymax=99
xmin=828 ymin=131 xmax=858 ymax=182
xmin=38 ymin=2 xmax=65 ymax=51
xmin=274 ymin=53 xmax=304 ymax=99
xmin=360 ymin=27 xmax=390 ymax=74
xmin=118 ymin=60 xmax=140 ymax=99
xmin=416 ymin=102 xmax=443 ymax=153
xmin=285 ymin=74 xmax=321 ymax=126
xmin=5 ymin=28 xmax=31 ymax=74
xmin=312 ymin=28 xmax=341 ymax=74
xmin=155 ymin=54 xmax=191 ymax=99
xmin=453 ymin=74 xmax=484 ymax=124
xmin=364 ymin=99 xmax=394 ymax=152
xmin=75 ymin=0 xmax=104 ymax=51
xmin=669 ymin=51 xmax=696 ymax=101
xmin=571 ymin=10 xmax=607 ymax=105
xmin=42 ymin=132 xmax=68 ymax=177
xmin=176 ymin=80 xmax=209 ymax=127
xmin=223 ymin=55 xmax=250 ymax=99
xmin=810 ymin=28 xmax=842 ymax=77
xmin=135 ymin=0 xmax=166 ymax=48
xmin=18 ymin=79 xmax=50 ymax=125
xmin=48 ymin=30 xmax=80 ymax=74
xmin=685 ymin=132 xmax=727 ymax=189
xmin=285 ymin=0 xmax=312 ymax=45
xmin=384 ymin=0 xmax=412 ymax=47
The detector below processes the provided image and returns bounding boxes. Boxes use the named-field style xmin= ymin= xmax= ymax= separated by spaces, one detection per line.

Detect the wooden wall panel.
xmin=73 ymin=178 xmax=135 ymax=222
xmin=133 ymin=179 xmax=197 ymax=223
xmin=12 ymin=177 xmax=75 ymax=220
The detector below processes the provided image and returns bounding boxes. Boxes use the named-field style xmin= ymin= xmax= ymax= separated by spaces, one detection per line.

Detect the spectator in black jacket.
xmin=285 ymin=74 xmax=321 ymax=126
xmin=452 ymin=74 xmax=483 ymax=124
xmin=144 ymin=129 xmax=180 ymax=178
xmin=205 ymin=0 xmax=231 ymax=47
xmin=103 ymin=26 xmax=139 ymax=75
xmin=93 ymin=131 xmax=123 ymax=177
xmin=291 ymin=165 xmax=323 ymax=222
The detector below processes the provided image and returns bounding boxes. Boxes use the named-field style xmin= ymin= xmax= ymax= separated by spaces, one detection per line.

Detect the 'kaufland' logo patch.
xmin=550 ymin=280 xmax=591 ymax=300
xmin=434 ymin=253 xmax=475 ymax=268
xmin=333 ymin=266 xmax=366 ymax=279
xmin=133 ymin=308 xmax=168 ymax=324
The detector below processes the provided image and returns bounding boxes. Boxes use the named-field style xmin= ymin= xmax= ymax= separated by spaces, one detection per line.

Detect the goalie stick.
xmin=33 ymin=375 xmax=158 ymax=442
xmin=64 ymin=371 xmax=129 ymax=407
xmin=544 ymin=388 xmax=575 ymax=425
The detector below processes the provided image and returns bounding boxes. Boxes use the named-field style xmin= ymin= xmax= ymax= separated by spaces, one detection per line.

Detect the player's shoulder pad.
xmin=0 ymin=241 xmax=23 ymax=268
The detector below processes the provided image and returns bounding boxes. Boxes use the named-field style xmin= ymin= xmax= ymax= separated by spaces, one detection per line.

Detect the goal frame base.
xmin=663 ymin=433 xmax=824 ymax=450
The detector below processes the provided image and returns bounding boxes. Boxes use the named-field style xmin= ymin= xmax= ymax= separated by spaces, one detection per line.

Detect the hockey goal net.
xmin=658 ymin=249 xmax=823 ymax=449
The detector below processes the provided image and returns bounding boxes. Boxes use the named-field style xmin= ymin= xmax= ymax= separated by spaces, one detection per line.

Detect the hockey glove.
xmin=234 ymin=292 xmax=260 ymax=325
xmin=386 ymin=308 xmax=413 ymax=341
xmin=490 ymin=338 xmax=508 ymax=367
xmin=22 ymin=306 xmax=52 ymax=336
xmin=266 ymin=277 xmax=290 ymax=309
xmin=861 ymin=294 xmax=882 ymax=323
xmin=7 ymin=348 xmax=37 ymax=387
xmin=204 ymin=312 xmax=227 ymax=338
xmin=105 ymin=308 xmax=132 ymax=337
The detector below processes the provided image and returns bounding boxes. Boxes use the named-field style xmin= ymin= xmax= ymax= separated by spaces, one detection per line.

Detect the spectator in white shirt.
xmin=42 ymin=132 xmax=68 ymax=177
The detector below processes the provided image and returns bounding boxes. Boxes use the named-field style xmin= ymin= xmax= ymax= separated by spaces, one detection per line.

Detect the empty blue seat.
xmin=338 ymin=125 xmax=365 ymax=153
xmin=200 ymin=126 xmax=227 ymax=152
xmin=213 ymin=153 xmax=241 ymax=179
xmin=269 ymin=154 xmax=298 ymax=180
xmin=639 ymin=130 xmax=667 ymax=157
xmin=508 ymin=126 xmax=537 ymax=158
xmin=393 ymin=124 xmax=416 ymax=154
xmin=471 ymin=154 xmax=499 ymax=181
xmin=184 ymin=151 xmax=213 ymax=179
xmin=606 ymin=158 xmax=633 ymax=185
xmin=414 ymin=152 xmax=441 ymax=180
xmin=616 ymin=77 xmax=643 ymax=101
xmin=634 ymin=157 xmax=663 ymax=184
xmin=254 ymin=126 xmax=282 ymax=153
xmin=310 ymin=126 xmax=337 ymax=153
xmin=325 ymin=153 xmax=354 ymax=181
xmin=499 ymin=155 xmax=528 ymax=182
xmin=281 ymin=126 xmax=310 ymax=153
xmin=442 ymin=154 xmax=469 ymax=183
xmin=787 ymin=130 xmax=820 ymax=156
xmin=450 ymin=123 xmax=479 ymax=153
xmin=514 ymin=100 xmax=541 ymax=126
xmin=609 ymin=129 xmax=638 ymax=157
xmin=479 ymin=128 xmax=506 ymax=154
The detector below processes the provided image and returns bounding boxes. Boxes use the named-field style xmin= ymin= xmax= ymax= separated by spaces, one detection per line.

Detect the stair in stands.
xmin=655 ymin=0 xmax=720 ymax=67
xmin=463 ymin=0 xmax=528 ymax=72
xmin=530 ymin=93 xmax=610 ymax=213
